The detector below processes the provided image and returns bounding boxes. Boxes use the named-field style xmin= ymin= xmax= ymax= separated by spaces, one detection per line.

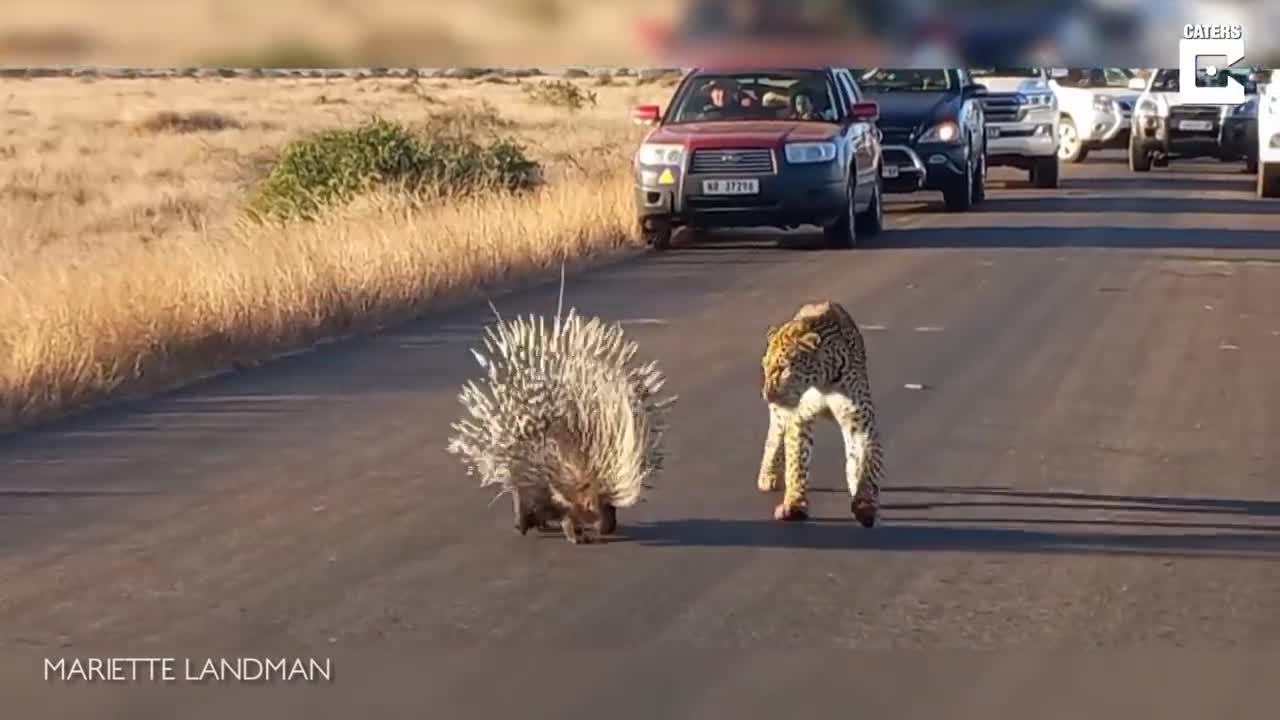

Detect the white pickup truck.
xmin=1259 ymin=70 xmax=1280 ymax=198
xmin=1046 ymin=68 xmax=1141 ymax=163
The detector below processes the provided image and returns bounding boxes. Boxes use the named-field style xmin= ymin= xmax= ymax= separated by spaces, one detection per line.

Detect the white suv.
xmin=968 ymin=68 xmax=1061 ymax=188
xmin=1259 ymin=70 xmax=1280 ymax=198
xmin=1047 ymin=68 xmax=1141 ymax=163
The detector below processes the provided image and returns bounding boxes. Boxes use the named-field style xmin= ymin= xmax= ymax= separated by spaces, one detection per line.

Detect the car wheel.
xmin=643 ymin=225 xmax=673 ymax=251
xmin=1128 ymin=137 xmax=1151 ymax=172
xmin=1030 ymin=156 xmax=1060 ymax=188
xmin=971 ymin=149 xmax=987 ymax=203
xmin=942 ymin=149 xmax=974 ymax=212
xmin=823 ymin=179 xmax=858 ymax=249
xmin=1058 ymin=116 xmax=1089 ymax=163
xmin=1259 ymin=163 xmax=1280 ymax=198
xmin=854 ymin=177 xmax=884 ymax=236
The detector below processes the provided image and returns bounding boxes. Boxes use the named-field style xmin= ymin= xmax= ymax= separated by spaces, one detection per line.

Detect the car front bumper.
xmin=1133 ymin=112 xmax=1256 ymax=161
xmin=985 ymin=122 xmax=1057 ymax=166
xmin=634 ymin=157 xmax=847 ymax=230
xmin=879 ymin=142 xmax=968 ymax=193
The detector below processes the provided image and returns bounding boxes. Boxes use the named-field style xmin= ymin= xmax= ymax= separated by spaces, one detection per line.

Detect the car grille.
xmin=1168 ymin=105 xmax=1222 ymax=133
xmin=882 ymin=147 xmax=918 ymax=168
xmin=1170 ymin=105 xmax=1222 ymax=122
xmin=688 ymin=148 xmax=775 ymax=175
xmin=981 ymin=93 xmax=1025 ymax=124
xmin=879 ymin=126 xmax=914 ymax=146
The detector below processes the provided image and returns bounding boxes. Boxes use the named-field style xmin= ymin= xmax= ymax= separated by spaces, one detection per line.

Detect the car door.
xmin=835 ymin=69 xmax=878 ymax=206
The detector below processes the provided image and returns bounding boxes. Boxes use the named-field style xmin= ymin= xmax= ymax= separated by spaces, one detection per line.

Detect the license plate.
xmin=702 ymin=178 xmax=758 ymax=195
xmin=881 ymin=165 xmax=900 ymax=179
xmin=1178 ymin=119 xmax=1213 ymax=132
xmin=987 ymin=126 xmax=1001 ymax=138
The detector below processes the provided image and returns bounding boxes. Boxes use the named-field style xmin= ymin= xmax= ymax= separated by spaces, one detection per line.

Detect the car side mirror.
xmin=631 ymin=104 xmax=661 ymax=125
xmin=963 ymin=83 xmax=988 ymax=98
xmin=1127 ymin=77 xmax=1147 ymax=91
xmin=849 ymin=101 xmax=879 ymax=123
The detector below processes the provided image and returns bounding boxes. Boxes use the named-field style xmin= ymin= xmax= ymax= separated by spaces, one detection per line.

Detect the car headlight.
xmin=1093 ymin=94 xmax=1115 ymax=112
xmin=918 ymin=121 xmax=961 ymax=144
xmin=1022 ymin=91 xmax=1054 ymax=108
xmin=637 ymin=143 xmax=684 ymax=166
xmin=1233 ymin=97 xmax=1258 ymax=117
xmin=784 ymin=142 xmax=837 ymax=164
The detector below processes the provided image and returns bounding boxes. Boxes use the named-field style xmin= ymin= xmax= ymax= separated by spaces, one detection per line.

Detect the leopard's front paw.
xmin=773 ymin=501 xmax=809 ymax=522
xmin=851 ymin=498 xmax=878 ymax=528
xmin=757 ymin=474 xmax=780 ymax=493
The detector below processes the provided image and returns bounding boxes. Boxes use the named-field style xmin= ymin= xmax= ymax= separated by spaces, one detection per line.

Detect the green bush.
xmin=247 ymin=117 xmax=540 ymax=222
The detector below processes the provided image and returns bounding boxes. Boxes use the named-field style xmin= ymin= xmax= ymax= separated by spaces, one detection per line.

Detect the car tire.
xmin=854 ymin=177 xmax=884 ymax=236
xmin=1259 ymin=162 xmax=1280 ymax=199
xmin=1030 ymin=156 xmax=1060 ymax=188
xmin=643 ymin=225 xmax=673 ymax=251
xmin=1058 ymin=116 xmax=1089 ymax=163
xmin=823 ymin=179 xmax=858 ymax=249
xmin=1129 ymin=138 xmax=1152 ymax=172
xmin=942 ymin=150 xmax=974 ymax=212
xmin=970 ymin=148 xmax=987 ymax=204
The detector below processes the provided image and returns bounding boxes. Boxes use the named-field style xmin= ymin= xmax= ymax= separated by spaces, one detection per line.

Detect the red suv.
xmin=631 ymin=67 xmax=885 ymax=251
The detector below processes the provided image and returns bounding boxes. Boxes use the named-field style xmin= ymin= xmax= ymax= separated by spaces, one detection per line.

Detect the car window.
xmin=667 ymin=70 xmax=840 ymax=123
xmin=969 ymin=68 xmax=1042 ymax=79
xmin=1149 ymin=67 xmax=1259 ymax=95
xmin=855 ymin=68 xmax=953 ymax=92
xmin=1103 ymin=68 xmax=1134 ymax=87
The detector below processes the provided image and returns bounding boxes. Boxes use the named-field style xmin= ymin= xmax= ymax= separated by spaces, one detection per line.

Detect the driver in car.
xmin=700 ymin=78 xmax=756 ymax=116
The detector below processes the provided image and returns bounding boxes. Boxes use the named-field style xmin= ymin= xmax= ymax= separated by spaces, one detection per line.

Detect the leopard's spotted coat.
xmin=758 ymin=301 xmax=884 ymax=526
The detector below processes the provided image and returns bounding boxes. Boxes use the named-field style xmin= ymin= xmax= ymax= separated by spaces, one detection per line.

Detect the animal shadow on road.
xmin=618 ymin=485 xmax=1280 ymax=559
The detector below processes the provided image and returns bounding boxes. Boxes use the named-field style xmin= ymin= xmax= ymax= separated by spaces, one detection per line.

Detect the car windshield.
xmin=1056 ymin=68 xmax=1135 ymax=88
xmin=969 ymin=68 xmax=1041 ymax=79
xmin=856 ymin=68 xmax=953 ymax=92
xmin=1150 ymin=67 xmax=1258 ymax=94
xmin=667 ymin=70 xmax=839 ymax=123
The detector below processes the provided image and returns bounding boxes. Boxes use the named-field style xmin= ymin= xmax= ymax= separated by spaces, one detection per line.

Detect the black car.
xmin=851 ymin=68 xmax=989 ymax=211
xmin=1130 ymin=67 xmax=1260 ymax=173
xmin=630 ymin=67 xmax=886 ymax=251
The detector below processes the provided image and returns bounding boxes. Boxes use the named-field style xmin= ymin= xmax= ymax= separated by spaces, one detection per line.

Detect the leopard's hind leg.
xmin=833 ymin=399 xmax=883 ymax=528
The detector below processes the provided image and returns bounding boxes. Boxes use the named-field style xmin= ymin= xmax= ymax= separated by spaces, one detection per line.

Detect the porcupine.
xmin=446 ymin=269 xmax=678 ymax=544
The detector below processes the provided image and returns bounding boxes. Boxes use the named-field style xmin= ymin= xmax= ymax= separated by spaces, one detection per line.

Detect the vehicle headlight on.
xmin=784 ymin=142 xmax=837 ymax=164
xmin=1022 ymin=91 xmax=1054 ymax=108
xmin=1093 ymin=94 xmax=1115 ymax=112
xmin=637 ymin=143 xmax=684 ymax=165
xmin=919 ymin=121 xmax=961 ymax=144
xmin=1233 ymin=97 xmax=1258 ymax=117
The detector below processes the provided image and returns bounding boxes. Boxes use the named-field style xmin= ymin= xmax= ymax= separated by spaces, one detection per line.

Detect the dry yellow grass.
xmin=0 ymin=73 xmax=676 ymax=432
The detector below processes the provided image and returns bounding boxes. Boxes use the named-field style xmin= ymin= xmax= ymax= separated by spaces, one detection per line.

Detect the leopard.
xmin=757 ymin=300 xmax=884 ymax=527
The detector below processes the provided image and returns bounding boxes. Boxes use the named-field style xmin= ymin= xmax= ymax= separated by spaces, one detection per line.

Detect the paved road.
xmin=6 ymin=151 xmax=1280 ymax=717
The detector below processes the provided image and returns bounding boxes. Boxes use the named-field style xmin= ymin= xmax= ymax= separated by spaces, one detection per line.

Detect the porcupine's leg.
xmin=834 ymin=399 xmax=883 ymax=528
xmin=756 ymin=404 xmax=786 ymax=493
xmin=774 ymin=415 xmax=813 ymax=521
xmin=596 ymin=503 xmax=618 ymax=535
xmin=561 ymin=511 xmax=597 ymax=544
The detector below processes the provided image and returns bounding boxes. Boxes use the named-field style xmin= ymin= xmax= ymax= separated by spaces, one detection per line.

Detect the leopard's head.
xmin=761 ymin=320 xmax=823 ymax=406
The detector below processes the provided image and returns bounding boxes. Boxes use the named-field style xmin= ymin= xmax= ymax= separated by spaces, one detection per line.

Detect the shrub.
xmin=521 ymin=80 xmax=597 ymax=111
xmin=247 ymin=117 xmax=540 ymax=222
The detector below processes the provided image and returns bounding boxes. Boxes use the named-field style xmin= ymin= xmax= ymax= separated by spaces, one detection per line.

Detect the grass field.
xmin=0 ymin=71 xmax=678 ymax=432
